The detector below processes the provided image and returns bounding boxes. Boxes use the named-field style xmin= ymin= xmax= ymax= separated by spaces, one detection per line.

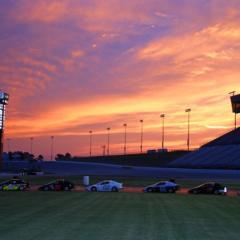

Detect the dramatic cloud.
xmin=1 ymin=0 xmax=240 ymax=158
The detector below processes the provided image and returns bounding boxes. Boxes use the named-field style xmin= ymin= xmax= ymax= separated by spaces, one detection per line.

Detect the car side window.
xmin=157 ymin=182 xmax=165 ymax=186
xmin=101 ymin=182 xmax=108 ymax=185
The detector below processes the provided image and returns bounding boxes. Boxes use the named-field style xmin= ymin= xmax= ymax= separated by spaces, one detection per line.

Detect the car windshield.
xmin=15 ymin=180 xmax=24 ymax=184
xmin=47 ymin=181 xmax=56 ymax=185
xmin=1 ymin=180 xmax=10 ymax=184
xmin=196 ymin=183 xmax=213 ymax=188
xmin=156 ymin=182 xmax=165 ymax=186
xmin=100 ymin=181 xmax=109 ymax=185
xmin=215 ymin=183 xmax=223 ymax=188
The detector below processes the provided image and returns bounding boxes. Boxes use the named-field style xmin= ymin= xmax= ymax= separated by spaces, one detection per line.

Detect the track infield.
xmin=0 ymin=192 xmax=240 ymax=240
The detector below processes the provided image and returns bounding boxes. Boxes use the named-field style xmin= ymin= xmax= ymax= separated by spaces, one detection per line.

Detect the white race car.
xmin=86 ymin=180 xmax=123 ymax=192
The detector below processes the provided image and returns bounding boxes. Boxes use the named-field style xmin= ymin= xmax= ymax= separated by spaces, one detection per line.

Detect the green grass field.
xmin=0 ymin=192 xmax=240 ymax=240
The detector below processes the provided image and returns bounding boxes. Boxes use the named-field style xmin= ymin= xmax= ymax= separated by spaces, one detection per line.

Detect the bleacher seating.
xmin=169 ymin=127 xmax=240 ymax=169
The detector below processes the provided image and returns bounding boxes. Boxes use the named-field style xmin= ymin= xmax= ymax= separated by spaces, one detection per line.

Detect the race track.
xmin=5 ymin=160 xmax=240 ymax=180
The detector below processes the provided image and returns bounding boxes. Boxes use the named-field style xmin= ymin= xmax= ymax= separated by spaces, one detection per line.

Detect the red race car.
xmin=38 ymin=179 xmax=74 ymax=191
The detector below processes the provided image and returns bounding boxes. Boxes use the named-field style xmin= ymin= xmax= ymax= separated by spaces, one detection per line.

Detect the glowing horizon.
xmin=1 ymin=0 xmax=239 ymax=158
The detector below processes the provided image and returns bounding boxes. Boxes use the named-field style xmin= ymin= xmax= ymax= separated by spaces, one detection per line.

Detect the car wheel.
xmin=147 ymin=187 xmax=153 ymax=193
xmin=0 ymin=186 xmax=2 ymax=191
xmin=111 ymin=187 xmax=118 ymax=192
xmin=192 ymin=190 xmax=198 ymax=194
xmin=44 ymin=186 xmax=49 ymax=191
xmin=214 ymin=190 xmax=219 ymax=195
xmin=168 ymin=188 xmax=175 ymax=193
xmin=19 ymin=186 xmax=24 ymax=191
xmin=91 ymin=186 xmax=97 ymax=192
xmin=64 ymin=186 xmax=69 ymax=191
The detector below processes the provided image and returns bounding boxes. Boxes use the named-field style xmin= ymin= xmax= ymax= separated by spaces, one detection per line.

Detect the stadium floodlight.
xmin=229 ymin=92 xmax=240 ymax=130
xmin=0 ymin=92 xmax=9 ymax=105
xmin=0 ymin=92 xmax=9 ymax=169
xmin=185 ymin=108 xmax=191 ymax=151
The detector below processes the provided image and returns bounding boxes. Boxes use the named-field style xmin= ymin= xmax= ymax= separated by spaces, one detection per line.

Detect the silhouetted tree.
xmin=65 ymin=152 xmax=72 ymax=159
xmin=37 ymin=155 xmax=44 ymax=161
xmin=55 ymin=153 xmax=65 ymax=161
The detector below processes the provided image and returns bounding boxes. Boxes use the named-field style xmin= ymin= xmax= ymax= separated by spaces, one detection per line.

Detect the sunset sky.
xmin=1 ymin=0 xmax=239 ymax=158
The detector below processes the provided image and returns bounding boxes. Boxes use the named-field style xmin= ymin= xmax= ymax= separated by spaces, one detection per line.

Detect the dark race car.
xmin=188 ymin=182 xmax=227 ymax=195
xmin=0 ymin=178 xmax=29 ymax=191
xmin=39 ymin=179 xmax=74 ymax=191
xmin=143 ymin=180 xmax=180 ymax=193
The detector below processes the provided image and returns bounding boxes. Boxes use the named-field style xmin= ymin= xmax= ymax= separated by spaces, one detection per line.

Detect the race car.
xmin=143 ymin=180 xmax=180 ymax=193
xmin=38 ymin=179 xmax=74 ymax=191
xmin=86 ymin=180 xmax=123 ymax=192
xmin=0 ymin=178 xmax=29 ymax=191
xmin=188 ymin=182 xmax=227 ymax=195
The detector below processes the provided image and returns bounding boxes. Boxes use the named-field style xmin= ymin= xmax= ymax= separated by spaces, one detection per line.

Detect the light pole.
xmin=106 ymin=127 xmax=110 ymax=155
xmin=140 ymin=120 xmax=143 ymax=153
xmin=50 ymin=136 xmax=54 ymax=160
xmin=89 ymin=130 xmax=92 ymax=157
xmin=160 ymin=114 xmax=165 ymax=149
xmin=30 ymin=137 xmax=34 ymax=155
xmin=123 ymin=123 xmax=127 ymax=155
xmin=0 ymin=92 xmax=9 ymax=170
xmin=185 ymin=108 xmax=191 ymax=151
xmin=229 ymin=91 xmax=237 ymax=130
xmin=102 ymin=145 xmax=106 ymax=156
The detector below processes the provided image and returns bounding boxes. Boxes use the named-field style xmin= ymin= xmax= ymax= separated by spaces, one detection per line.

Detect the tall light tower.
xmin=50 ymin=136 xmax=54 ymax=160
xmin=140 ymin=120 xmax=143 ymax=153
xmin=0 ymin=92 xmax=9 ymax=169
xmin=160 ymin=114 xmax=165 ymax=149
xmin=229 ymin=91 xmax=238 ymax=130
xmin=123 ymin=123 xmax=127 ymax=155
xmin=89 ymin=130 xmax=93 ymax=157
xmin=185 ymin=108 xmax=191 ymax=151
xmin=102 ymin=145 xmax=106 ymax=156
xmin=106 ymin=127 xmax=110 ymax=155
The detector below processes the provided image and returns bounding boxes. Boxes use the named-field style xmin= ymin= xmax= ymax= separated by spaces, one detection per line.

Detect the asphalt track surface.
xmin=4 ymin=160 xmax=240 ymax=180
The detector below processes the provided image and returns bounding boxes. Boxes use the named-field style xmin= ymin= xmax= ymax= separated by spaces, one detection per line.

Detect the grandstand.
xmin=169 ymin=127 xmax=240 ymax=169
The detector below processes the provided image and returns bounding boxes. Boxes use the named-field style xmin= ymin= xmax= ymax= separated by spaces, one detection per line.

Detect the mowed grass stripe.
xmin=0 ymin=192 xmax=240 ymax=240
